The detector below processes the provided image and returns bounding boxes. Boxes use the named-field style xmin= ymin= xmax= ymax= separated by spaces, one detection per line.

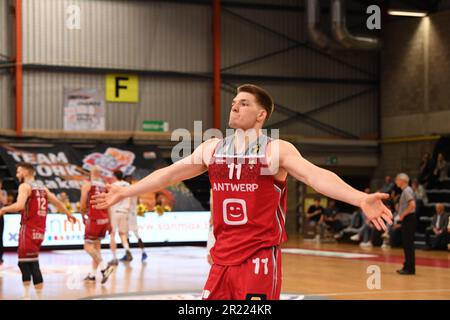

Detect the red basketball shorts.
xmin=202 ymin=246 xmax=282 ymax=300
xmin=84 ymin=218 xmax=110 ymax=241
xmin=18 ymin=225 xmax=45 ymax=262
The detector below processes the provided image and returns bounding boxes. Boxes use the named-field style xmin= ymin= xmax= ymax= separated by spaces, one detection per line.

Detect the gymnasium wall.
xmin=0 ymin=0 xmax=13 ymax=130
xmin=381 ymin=10 xmax=450 ymax=138
xmin=219 ymin=3 xmax=379 ymax=138
xmin=2 ymin=0 xmax=379 ymax=139
xmin=376 ymin=9 xmax=450 ymax=181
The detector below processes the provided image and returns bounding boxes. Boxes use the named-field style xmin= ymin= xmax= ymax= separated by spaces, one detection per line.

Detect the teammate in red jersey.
xmin=79 ymin=166 xmax=114 ymax=284
xmin=0 ymin=162 xmax=76 ymax=299
xmin=93 ymin=84 xmax=393 ymax=300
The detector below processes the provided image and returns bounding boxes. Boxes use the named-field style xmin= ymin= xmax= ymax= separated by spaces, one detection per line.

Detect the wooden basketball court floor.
xmin=1 ymin=235 xmax=449 ymax=300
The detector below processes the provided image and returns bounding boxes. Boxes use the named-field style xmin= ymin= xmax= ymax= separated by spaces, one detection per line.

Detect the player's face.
xmin=16 ymin=167 xmax=29 ymax=183
xmin=228 ymin=92 xmax=265 ymax=130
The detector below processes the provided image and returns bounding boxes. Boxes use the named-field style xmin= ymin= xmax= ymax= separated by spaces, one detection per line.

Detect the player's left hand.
xmin=67 ymin=214 xmax=78 ymax=224
xmin=92 ymin=184 xmax=126 ymax=210
xmin=359 ymin=193 xmax=393 ymax=231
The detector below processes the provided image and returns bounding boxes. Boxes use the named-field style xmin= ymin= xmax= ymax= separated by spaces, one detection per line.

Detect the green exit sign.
xmin=143 ymin=120 xmax=169 ymax=132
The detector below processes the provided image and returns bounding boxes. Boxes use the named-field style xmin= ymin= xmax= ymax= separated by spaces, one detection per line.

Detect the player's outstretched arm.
xmin=93 ymin=138 xmax=219 ymax=210
xmin=45 ymin=188 xmax=77 ymax=224
xmin=278 ymin=140 xmax=393 ymax=230
xmin=0 ymin=183 xmax=30 ymax=216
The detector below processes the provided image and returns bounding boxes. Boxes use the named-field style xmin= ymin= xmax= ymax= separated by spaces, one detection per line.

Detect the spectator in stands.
xmin=322 ymin=199 xmax=343 ymax=235
xmin=6 ymin=192 xmax=14 ymax=205
xmin=306 ymin=197 xmax=324 ymax=240
xmin=433 ymin=153 xmax=449 ymax=185
xmin=0 ymin=179 xmax=7 ymax=265
xmin=58 ymin=192 xmax=73 ymax=213
xmin=335 ymin=188 xmax=370 ymax=240
xmin=425 ymin=203 xmax=449 ymax=250
xmin=412 ymin=178 xmax=427 ymax=221
xmin=418 ymin=152 xmax=433 ymax=186
xmin=380 ymin=175 xmax=395 ymax=194
xmin=412 ymin=179 xmax=427 ymax=205
xmin=351 ymin=221 xmax=374 ymax=248
xmin=395 ymin=173 xmax=416 ymax=275
xmin=306 ymin=197 xmax=324 ymax=223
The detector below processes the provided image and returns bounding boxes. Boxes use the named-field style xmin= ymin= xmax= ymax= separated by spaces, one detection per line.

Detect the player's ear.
xmin=257 ymin=109 xmax=267 ymax=123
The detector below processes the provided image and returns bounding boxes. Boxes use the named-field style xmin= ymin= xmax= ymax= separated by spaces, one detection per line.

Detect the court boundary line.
xmin=305 ymin=288 xmax=450 ymax=298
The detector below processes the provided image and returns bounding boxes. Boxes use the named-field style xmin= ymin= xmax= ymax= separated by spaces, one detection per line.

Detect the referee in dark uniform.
xmin=395 ymin=173 xmax=417 ymax=275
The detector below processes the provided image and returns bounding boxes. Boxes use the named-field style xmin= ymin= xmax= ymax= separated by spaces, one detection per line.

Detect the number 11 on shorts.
xmin=252 ymin=257 xmax=269 ymax=275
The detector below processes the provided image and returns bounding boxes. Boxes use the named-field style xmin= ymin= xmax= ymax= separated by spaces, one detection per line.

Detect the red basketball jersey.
xmin=87 ymin=180 xmax=109 ymax=220
xmin=20 ymin=181 xmax=48 ymax=232
xmin=208 ymin=135 xmax=287 ymax=266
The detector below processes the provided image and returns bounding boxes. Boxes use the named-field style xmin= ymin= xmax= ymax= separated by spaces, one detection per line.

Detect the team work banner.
xmin=0 ymin=143 xmax=204 ymax=212
xmin=0 ymin=143 xmax=84 ymax=200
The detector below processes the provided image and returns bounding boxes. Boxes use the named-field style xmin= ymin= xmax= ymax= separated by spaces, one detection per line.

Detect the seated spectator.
xmin=431 ymin=153 xmax=449 ymax=188
xmin=412 ymin=179 xmax=428 ymax=205
xmin=334 ymin=209 xmax=364 ymax=240
xmin=58 ymin=191 xmax=73 ymax=213
xmin=6 ymin=192 xmax=14 ymax=205
xmin=351 ymin=220 xmax=374 ymax=248
xmin=306 ymin=197 xmax=324 ymax=240
xmin=418 ymin=152 xmax=433 ymax=186
xmin=425 ymin=203 xmax=449 ymax=250
xmin=380 ymin=176 xmax=395 ymax=194
xmin=306 ymin=197 xmax=324 ymax=223
xmin=334 ymin=188 xmax=370 ymax=240
xmin=322 ymin=199 xmax=343 ymax=235
xmin=412 ymin=178 xmax=427 ymax=219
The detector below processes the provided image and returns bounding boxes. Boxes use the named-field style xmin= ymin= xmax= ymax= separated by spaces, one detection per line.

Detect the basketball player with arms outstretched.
xmin=93 ymin=84 xmax=393 ymax=300
xmin=0 ymin=162 xmax=76 ymax=299
xmin=80 ymin=167 xmax=114 ymax=284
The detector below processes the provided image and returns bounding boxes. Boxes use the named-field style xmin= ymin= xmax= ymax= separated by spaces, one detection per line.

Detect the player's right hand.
xmin=92 ymin=183 xmax=126 ymax=210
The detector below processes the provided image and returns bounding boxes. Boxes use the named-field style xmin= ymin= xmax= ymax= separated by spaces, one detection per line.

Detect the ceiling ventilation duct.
xmin=306 ymin=0 xmax=331 ymax=50
xmin=330 ymin=0 xmax=380 ymax=50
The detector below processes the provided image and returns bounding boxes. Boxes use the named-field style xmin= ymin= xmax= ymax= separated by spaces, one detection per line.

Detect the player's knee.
xmin=84 ymin=242 xmax=94 ymax=254
xmin=119 ymin=232 xmax=127 ymax=239
xmin=30 ymin=261 xmax=43 ymax=285
xmin=18 ymin=261 xmax=32 ymax=283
